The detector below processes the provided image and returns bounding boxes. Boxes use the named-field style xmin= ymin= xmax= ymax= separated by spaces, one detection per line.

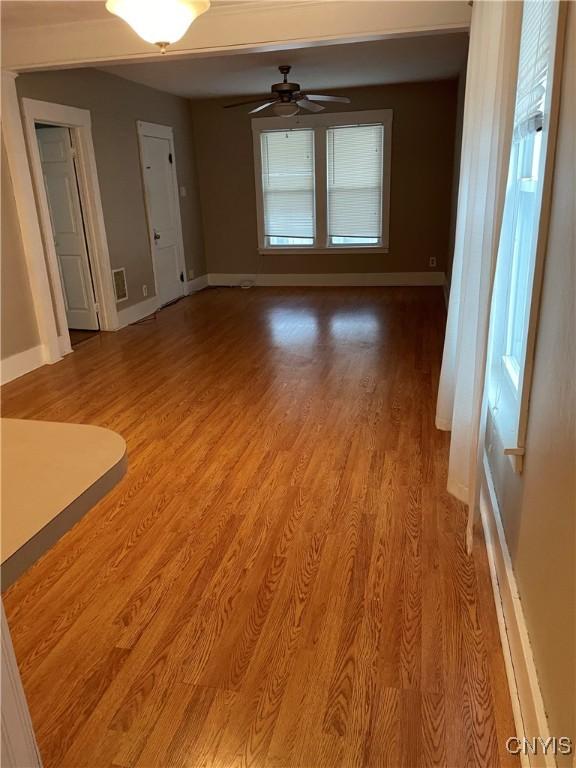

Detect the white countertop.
xmin=1 ymin=418 xmax=126 ymax=563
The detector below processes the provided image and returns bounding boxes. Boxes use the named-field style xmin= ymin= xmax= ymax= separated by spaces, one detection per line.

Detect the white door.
xmin=36 ymin=126 xmax=99 ymax=331
xmin=139 ymin=127 xmax=185 ymax=307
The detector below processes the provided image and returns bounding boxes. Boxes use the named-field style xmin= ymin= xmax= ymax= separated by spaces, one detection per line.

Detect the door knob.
xmin=153 ymin=230 xmax=160 ymax=241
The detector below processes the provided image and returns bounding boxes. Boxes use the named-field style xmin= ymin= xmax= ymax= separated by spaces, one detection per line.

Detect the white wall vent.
xmin=112 ymin=268 xmax=128 ymax=302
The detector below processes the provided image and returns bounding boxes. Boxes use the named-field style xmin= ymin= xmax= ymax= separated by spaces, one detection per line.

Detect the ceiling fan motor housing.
xmin=271 ymin=80 xmax=301 ymax=101
xmin=272 ymin=65 xmax=301 ymax=102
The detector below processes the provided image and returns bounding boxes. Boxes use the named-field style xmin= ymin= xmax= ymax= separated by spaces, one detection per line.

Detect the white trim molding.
xmin=117 ymin=296 xmax=160 ymax=328
xmin=1 ymin=73 xmax=61 ymax=364
xmin=480 ymin=454 xmax=555 ymax=768
xmin=21 ymin=97 xmax=119 ymax=340
xmin=1 ymin=603 xmax=43 ymax=768
xmin=207 ymin=271 xmax=446 ymax=288
xmin=185 ymin=275 xmax=209 ymax=294
xmin=1 ymin=346 xmax=46 ymax=385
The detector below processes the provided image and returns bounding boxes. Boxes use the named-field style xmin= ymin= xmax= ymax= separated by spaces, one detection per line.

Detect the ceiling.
xmin=100 ymin=33 xmax=469 ymax=100
xmin=0 ymin=0 xmax=254 ymax=29
xmin=1 ymin=1 xmax=109 ymax=28
xmin=1 ymin=2 xmax=468 ymax=98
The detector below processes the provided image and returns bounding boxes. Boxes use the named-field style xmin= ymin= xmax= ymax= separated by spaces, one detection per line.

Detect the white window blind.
xmin=327 ymin=124 xmax=384 ymax=245
xmin=260 ymin=129 xmax=315 ymax=244
xmin=514 ymin=0 xmax=555 ymax=137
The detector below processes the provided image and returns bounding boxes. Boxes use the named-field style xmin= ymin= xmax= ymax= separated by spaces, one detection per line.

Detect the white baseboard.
xmin=0 ymin=273 xmax=444 ymax=384
xmin=1 ymin=345 xmax=46 ymax=385
xmin=117 ymin=296 xmax=160 ymax=328
xmin=207 ymin=271 xmax=446 ymax=287
xmin=480 ymin=455 xmax=554 ymax=768
xmin=185 ymin=275 xmax=208 ymax=294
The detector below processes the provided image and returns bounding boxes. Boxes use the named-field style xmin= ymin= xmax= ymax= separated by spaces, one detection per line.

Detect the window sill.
xmin=489 ymin=403 xmax=524 ymax=473
xmin=259 ymin=246 xmax=390 ymax=256
xmin=488 ymin=365 xmax=524 ymax=475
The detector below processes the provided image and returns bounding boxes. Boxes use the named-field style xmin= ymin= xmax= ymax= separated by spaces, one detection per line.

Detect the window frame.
xmin=487 ymin=0 xmax=566 ymax=473
xmin=252 ymin=109 xmax=393 ymax=254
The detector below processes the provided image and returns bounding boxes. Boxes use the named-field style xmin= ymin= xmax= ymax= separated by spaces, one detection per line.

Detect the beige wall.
xmin=16 ymin=68 xmax=206 ymax=309
xmin=190 ymin=79 xmax=458 ymax=275
xmin=1 ymin=139 xmax=40 ymax=359
xmin=485 ymin=5 xmax=575 ymax=754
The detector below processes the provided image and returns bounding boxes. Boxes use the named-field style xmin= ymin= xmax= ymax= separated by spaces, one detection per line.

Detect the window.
xmin=260 ymin=129 xmax=315 ymax=248
xmin=487 ymin=0 xmax=563 ymax=470
xmin=253 ymin=110 xmax=392 ymax=252
xmin=503 ymin=129 xmax=543 ymax=388
xmin=327 ymin=124 xmax=384 ymax=246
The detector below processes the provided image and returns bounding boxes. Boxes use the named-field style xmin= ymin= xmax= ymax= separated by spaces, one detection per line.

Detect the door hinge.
xmin=94 ymin=302 xmax=100 ymax=313
xmin=180 ymin=272 xmax=184 ymax=282
xmin=70 ymin=146 xmax=77 ymax=159
xmin=168 ymin=152 xmax=173 ymax=164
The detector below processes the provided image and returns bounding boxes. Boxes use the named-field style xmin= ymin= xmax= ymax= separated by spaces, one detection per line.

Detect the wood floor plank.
xmin=211 ymin=531 xmax=326 ymax=767
xmin=2 ymin=287 xmax=518 ymax=767
xmin=363 ymin=685 xmax=402 ymax=767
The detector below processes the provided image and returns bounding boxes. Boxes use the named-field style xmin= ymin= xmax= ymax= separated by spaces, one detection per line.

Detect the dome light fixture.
xmin=273 ymin=102 xmax=299 ymax=118
xmin=105 ymin=0 xmax=211 ymax=54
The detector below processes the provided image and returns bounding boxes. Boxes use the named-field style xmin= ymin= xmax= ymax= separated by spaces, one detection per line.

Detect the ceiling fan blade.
xmin=305 ymin=94 xmax=351 ymax=104
xmin=223 ymin=97 xmax=271 ymax=109
xmin=297 ymin=98 xmax=324 ymax=113
xmin=248 ymin=101 xmax=277 ymax=114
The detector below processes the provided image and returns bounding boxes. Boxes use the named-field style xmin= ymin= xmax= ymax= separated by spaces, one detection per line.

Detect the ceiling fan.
xmin=224 ymin=66 xmax=351 ymax=117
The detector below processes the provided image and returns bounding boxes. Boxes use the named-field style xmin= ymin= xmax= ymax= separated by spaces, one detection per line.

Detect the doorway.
xmin=137 ymin=121 xmax=186 ymax=307
xmin=22 ymin=98 xmax=119 ymax=358
xmin=35 ymin=124 xmax=99 ymax=338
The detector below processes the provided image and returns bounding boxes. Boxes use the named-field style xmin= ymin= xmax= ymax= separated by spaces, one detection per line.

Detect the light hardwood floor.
xmin=2 ymin=287 xmax=518 ymax=768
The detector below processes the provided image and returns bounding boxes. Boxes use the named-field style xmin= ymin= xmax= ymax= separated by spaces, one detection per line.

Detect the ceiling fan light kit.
xmin=105 ymin=0 xmax=210 ymax=53
xmin=224 ymin=65 xmax=351 ymax=117
xmin=273 ymin=102 xmax=299 ymax=118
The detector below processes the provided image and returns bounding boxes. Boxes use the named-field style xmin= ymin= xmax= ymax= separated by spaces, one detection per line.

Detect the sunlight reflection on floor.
xmin=267 ymin=306 xmax=382 ymax=347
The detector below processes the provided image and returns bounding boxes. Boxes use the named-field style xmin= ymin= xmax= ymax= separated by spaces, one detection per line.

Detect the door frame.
xmin=136 ymin=120 xmax=186 ymax=305
xmin=22 ymin=98 xmax=119 ymax=354
xmin=1 ymin=602 xmax=43 ymax=767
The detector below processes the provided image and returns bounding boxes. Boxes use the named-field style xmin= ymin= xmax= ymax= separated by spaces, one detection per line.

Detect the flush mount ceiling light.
xmin=105 ymin=0 xmax=211 ymax=54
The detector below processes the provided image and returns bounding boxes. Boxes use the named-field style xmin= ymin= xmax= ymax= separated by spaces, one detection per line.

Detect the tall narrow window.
xmin=504 ymin=129 xmax=543 ymax=386
xmin=487 ymin=0 xmax=563 ymax=468
xmin=327 ymin=124 xmax=384 ymax=246
xmin=260 ymin=129 xmax=315 ymax=247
